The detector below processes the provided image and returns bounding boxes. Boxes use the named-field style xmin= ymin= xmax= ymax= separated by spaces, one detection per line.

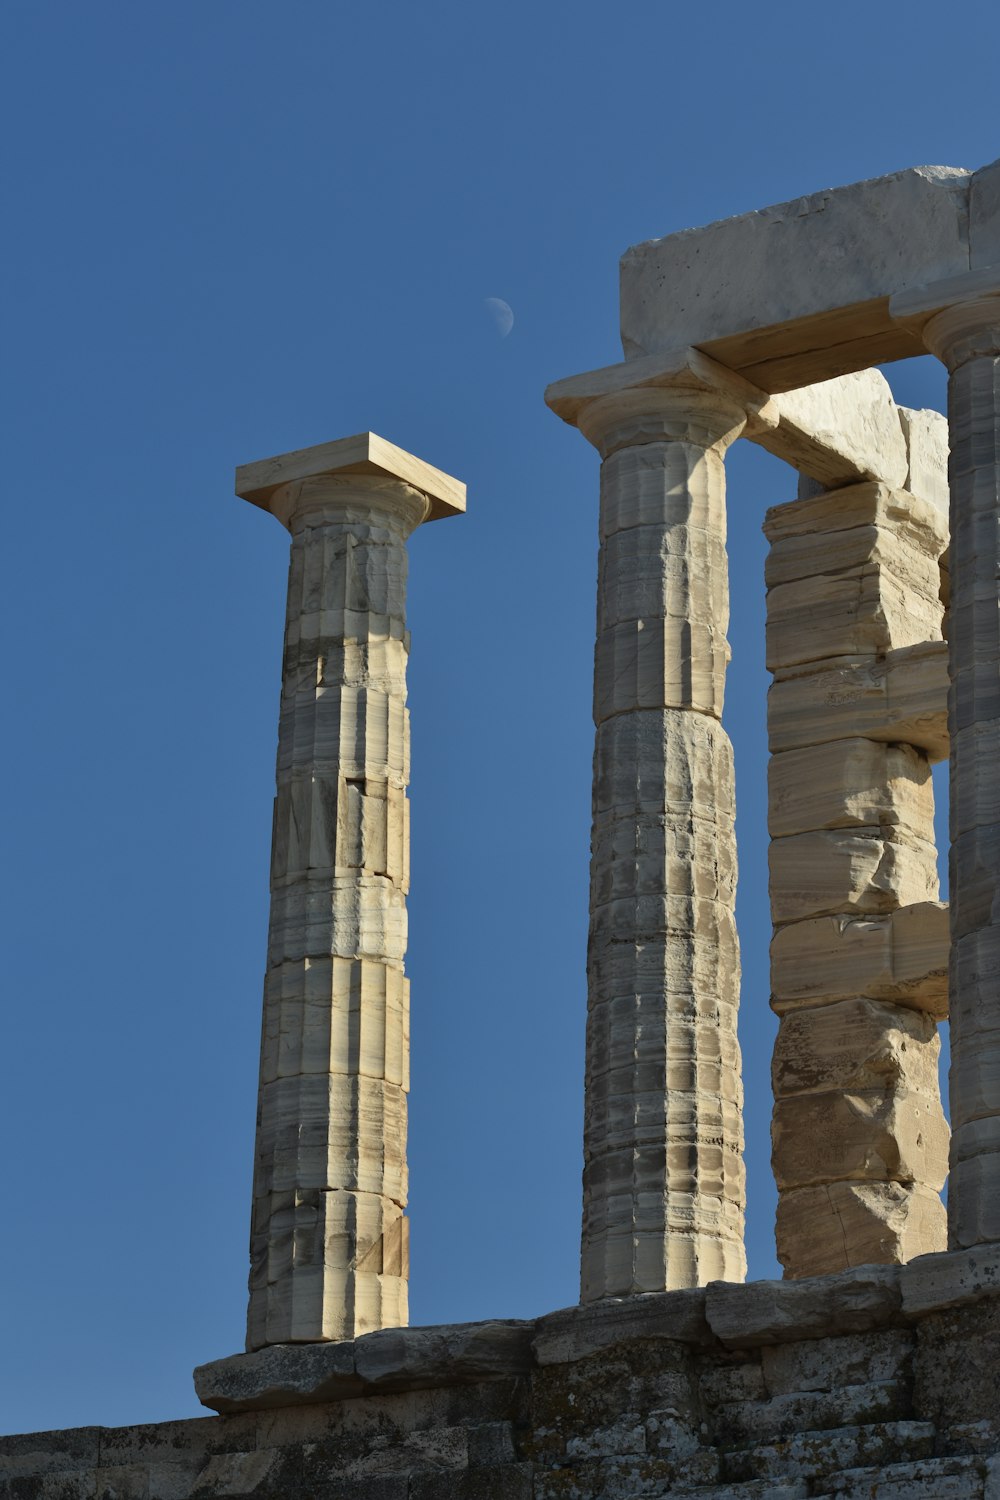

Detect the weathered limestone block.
xmin=767 ymin=740 xmax=933 ymax=839
xmin=763 ymin=486 xmax=947 ymax=595
xmin=767 ymin=641 xmax=949 ymax=759
xmin=237 ymin=436 xmax=465 ymax=1348
xmin=765 ymin=570 xmax=942 ymax=672
xmin=775 ymin=1183 xmax=948 ymax=1280
xmin=898 ymin=407 xmax=950 ymax=517
xmin=772 ymin=999 xmax=942 ymax=1100
xmin=759 ymin=1327 xmax=914 ymax=1395
xmin=768 ymin=829 xmax=939 ymax=924
xmin=704 ymin=1263 xmax=904 ymax=1347
xmin=771 ymin=1090 xmax=949 ymax=1191
xmin=770 ymin=907 xmax=949 ymax=1016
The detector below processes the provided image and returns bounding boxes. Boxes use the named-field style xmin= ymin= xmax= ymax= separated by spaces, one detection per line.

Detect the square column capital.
xmin=236 ymin=432 xmax=466 ymax=524
xmin=545 ymin=348 xmax=775 ymax=432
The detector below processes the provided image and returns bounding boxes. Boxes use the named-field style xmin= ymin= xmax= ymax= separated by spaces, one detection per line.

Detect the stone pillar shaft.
xmin=926 ymin=300 xmax=1000 ymax=1248
xmin=580 ymin=389 xmax=747 ymax=1298
xmin=236 ymin=436 xmax=464 ymax=1348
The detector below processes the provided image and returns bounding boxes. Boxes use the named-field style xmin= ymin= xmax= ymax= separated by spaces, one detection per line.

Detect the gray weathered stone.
xmin=901 ymin=1241 xmax=1000 ymax=1316
xmin=532 ymin=1289 xmax=713 ymax=1365
xmin=705 ymin=1266 xmax=903 ymax=1348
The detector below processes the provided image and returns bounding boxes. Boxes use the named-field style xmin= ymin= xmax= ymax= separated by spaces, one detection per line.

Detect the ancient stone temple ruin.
xmin=4 ymin=159 xmax=1000 ymax=1499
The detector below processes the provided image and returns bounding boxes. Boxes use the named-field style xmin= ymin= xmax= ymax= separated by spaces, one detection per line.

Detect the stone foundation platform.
xmin=4 ymin=1245 xmax=1000 ymax=1499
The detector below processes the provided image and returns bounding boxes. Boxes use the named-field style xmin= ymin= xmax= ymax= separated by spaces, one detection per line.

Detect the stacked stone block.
xmin=578 ymin=384 xmax=749 ymax=1298
xmin=765 ymin=480 xmax=951 ymax=1277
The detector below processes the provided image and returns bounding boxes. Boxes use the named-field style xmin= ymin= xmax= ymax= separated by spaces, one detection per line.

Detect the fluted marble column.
xmin=924 ymin=299 xmax=1000 ymax=1248
xmin=547 ymin=368 xmax=751 ymax=1297
xmin=236 ymin=433 xmax=465 ymax=1348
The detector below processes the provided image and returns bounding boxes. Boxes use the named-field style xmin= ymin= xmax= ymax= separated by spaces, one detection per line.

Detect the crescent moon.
xmin=484 ymin=297 xmax=514 ymax=338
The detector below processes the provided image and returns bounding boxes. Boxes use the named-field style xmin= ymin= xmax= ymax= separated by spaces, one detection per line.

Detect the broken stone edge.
xmin=194 ymin=1245 xmax=1000 ymax=1413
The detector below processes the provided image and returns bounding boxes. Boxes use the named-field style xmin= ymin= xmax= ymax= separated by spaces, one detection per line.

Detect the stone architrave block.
xmin=767 ymin=739 xmax=933 ymax=839
xmin=767 ymin=641 xmax=949 ymax=760
xmin=771 ymin=998 xmax=942 ymax=1099
xmin=755 ymin=371 xmax=908 ymax=490
xmin=970 ymin=156 xmax=1000 ymax=268
xmin=898 ymin=406 xmax=951 ymax=517
xmin=620 ymin=166 xmax=970 ymax=385
xmin=768 ymin=829 xmax=939 ymax=924
xmin=775 ymin=1182 xmax=947 ymax=1280
xmin=769 ymin=904 xmax=949 ymax=1016
xmin=771 ymin=1089 xmax=949 ymax=1192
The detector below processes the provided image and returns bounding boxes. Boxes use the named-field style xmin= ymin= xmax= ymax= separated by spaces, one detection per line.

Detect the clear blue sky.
xmin=1 ymin=0 xmax=993 ymax=1436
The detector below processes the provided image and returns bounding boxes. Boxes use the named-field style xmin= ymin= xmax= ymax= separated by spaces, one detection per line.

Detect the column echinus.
xmin=918 ymin=289 xmax=1000 ymax=1248
xmin=235 ymin=433 xmax=465 ymax=1348
xmin=546 ymin=351 xmax=769 ymax=1297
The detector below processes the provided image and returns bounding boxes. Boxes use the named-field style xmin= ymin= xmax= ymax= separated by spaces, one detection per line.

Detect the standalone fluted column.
xmin=236 ymin=433 xmax=465 ymax=1348
xmin=923 ymin=300 xmax=1000 ymax=1248
xmin=546 ymin=368 xmax=750 ymax=1297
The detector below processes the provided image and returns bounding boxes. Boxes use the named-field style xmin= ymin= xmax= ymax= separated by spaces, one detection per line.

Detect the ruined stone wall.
xmin=4 ymin=1248 xmax=999 ymax=1499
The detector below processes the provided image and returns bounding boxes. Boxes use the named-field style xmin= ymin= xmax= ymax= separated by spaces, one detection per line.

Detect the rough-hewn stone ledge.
xmin=194 ymin=1319 xmax=535 ymax=1413
xmin=195 ymin=1245 xmax=1000 ymax=1414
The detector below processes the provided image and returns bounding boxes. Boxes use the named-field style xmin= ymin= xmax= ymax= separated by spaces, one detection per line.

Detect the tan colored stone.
xmin=775 ymin=1181 xmax=947 ymax=1279
xmin=763 ymin=480 xmax=946 ymax=546
xmin=767 ymin=641 xmax=949 ymax=759
xmin=769 ymin=829 xmax=939 ymax=924
xmin=898 ymin=406 xmax=950 ymax=517
xmin=767 ymin=740 xmax=933 ymax=839
xmin=770 ymin=905 xmax=949 ymax=1016
xmin=771 ymin=997 xmax=942 ymax=1098
xmin=771 ymin=1089 xmax=948 ymax=1192
xmin=765 ymin=569 xmax=942 ymax=672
